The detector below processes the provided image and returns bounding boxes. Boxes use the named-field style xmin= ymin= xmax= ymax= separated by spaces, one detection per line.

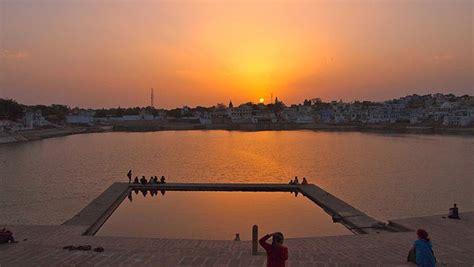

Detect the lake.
xmin=1 ymin=131 xmax=473 ymax=229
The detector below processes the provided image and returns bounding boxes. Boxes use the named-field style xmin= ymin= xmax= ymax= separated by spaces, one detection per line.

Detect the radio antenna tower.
xmin=150 ymin=88 xmax=154 ymax=108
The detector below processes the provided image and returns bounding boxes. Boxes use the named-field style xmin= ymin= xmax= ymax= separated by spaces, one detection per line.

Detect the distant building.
xmin=66 ymin=111 xmax=95 ymax=124
xmin=0 ymin=120 xmax=12 ymax=132
xmin=198 ymin=112 xmax=212 ymax=125
xmin=122 ymin=115 xmax=141 ymax=121
xmin=23 ymin=110 xmax=48 ymax=129
xmin=229 ymin=104 xmax=253 ymax=123
xmin=139 ymin=109 xmax=154 ymax=120
xmin=443 ymin=110 xmax=473 ymax=126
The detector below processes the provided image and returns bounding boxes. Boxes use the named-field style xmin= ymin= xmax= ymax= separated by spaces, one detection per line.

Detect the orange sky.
xmin=0 ymin=0 xmax=472 ymax=108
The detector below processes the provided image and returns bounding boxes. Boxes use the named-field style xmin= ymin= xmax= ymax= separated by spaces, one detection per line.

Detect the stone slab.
xmin=63 ymin=183 xmax=129 ymax=231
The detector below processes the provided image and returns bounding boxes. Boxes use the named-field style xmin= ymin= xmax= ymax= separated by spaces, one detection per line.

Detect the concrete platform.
xmin=63 ymin=183 xmax=403 ymax=236
xmin=1 ymin=212 xmax=473 ymax=266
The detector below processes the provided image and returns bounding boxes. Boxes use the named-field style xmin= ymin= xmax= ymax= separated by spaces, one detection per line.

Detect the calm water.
xmin=0 ymin=131 xmax=473 ymax=227
xmin=97 ymin=191 xmax=349 ymax=240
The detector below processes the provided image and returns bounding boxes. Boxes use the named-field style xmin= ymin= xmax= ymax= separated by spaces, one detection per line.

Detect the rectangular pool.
xmin=96 ymin=190 xmax=350 ymax=240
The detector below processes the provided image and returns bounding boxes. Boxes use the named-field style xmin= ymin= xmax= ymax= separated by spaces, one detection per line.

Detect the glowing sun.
xmin=259 ymin=98 xmax=265 ymax=103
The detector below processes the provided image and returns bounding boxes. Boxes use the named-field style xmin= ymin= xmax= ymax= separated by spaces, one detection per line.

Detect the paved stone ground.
xmin=1 ymin=212 xmax=473 ymax=266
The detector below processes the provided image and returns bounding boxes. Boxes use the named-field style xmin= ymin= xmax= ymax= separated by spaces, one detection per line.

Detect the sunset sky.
xmin=0 ymin=0 xmax=472 ymax=108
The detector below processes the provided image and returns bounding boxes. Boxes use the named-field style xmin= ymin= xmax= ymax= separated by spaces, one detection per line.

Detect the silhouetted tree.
xmin=94 ymin=109 xmax=107 ymax=118
xmin=0 ymin=99 xmax=25 ymax=120
xmin=167 ymin=108 xmax=182 ymax=118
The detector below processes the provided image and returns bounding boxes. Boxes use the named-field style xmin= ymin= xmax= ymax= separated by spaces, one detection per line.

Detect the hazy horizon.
xmin=1 ymin=0 xmax=472 ymax=109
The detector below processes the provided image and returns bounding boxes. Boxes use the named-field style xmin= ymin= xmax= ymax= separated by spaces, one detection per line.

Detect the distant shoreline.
xmin=1 ymin=124 xmax=473 ymax=144
xmin=111 ymin=122 xmax=474 ymax=135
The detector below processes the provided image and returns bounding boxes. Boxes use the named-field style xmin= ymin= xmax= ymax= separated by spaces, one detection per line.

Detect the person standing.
xmin=127 ymin=170 xmax=132 ymax=183
xmin=259 ymin=232 xmax=288 ymax=267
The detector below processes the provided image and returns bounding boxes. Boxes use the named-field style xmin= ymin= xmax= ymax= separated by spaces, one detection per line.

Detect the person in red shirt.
xmin=259 ymin=232 xmax=288 ymax=267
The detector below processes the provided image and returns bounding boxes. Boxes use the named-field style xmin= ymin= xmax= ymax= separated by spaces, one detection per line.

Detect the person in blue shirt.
xmin=408 ymin=229 xmax=436 ymax=267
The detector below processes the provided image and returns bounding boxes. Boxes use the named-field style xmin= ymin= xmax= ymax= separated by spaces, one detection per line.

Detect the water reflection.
xmin=97 ymin=191 xmax=350 ymax=240
xmin=128 ymin=189 xmax=300 ymax=202
xmin=130 ymin=188 xmax=163 ymax=198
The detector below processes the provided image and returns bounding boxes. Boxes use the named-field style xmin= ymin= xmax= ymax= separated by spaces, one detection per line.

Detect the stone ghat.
xmin=2 ymin=182 xmax=473 ymax=266
xmin=64 ymin=182 xmax=406 ymax=236
xmin=1 ymin=212 xmax=473 ymax=266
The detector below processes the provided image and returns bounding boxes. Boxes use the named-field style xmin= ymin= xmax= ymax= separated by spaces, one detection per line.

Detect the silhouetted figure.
xmin=140 ymin=176 xmax=147 ymax=185
xmin=160 ymin=190 xmax=166 ymax=195
xmin=293 ymin=176 xmax=299 ymax=185
xmin=234 ymin=233 xmax=240 ymax=241
xmin=127 ymin=170 xmax=132 ymax=183
xmin=148 ymin=176 xmax=154 ymax=184
xmin=302 ymin=177 xmax=308 ymax=185
xmin=133 ymin=176 xmax=139 ymax=184
xmin=407 ymin=229 xmax=436 ymax=266
xmin=259 ymin=232 xmax=288 ymax=267
xmin=141 ymin=189 xmax=148 ymax=197
xmin=288 ymin=179 xmax=294 ymax=185
xmin=448 ymin=204 xmax=460 ymax=219
xmin=294 ymin=191 xmax=299 ymax=197
xmin=153 ymin=176 xmax=158 ymax=184
xmin=0 ymin=228 xmax=16 ymax=244
xmin=127 ymin=191 xmax=133 ymax=202
xmin=160 ymin=176 xmax=166 ymax=184
xmin=134 ymin=188 xmax=139 ymax=195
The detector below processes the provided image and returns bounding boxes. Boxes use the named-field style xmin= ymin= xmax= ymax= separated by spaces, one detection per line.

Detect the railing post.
xmin=252 ymin=225 xmax=258 ymax=255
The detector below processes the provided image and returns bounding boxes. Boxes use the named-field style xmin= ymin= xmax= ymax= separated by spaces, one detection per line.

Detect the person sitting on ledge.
xmin=133 ymin=176 xmax=139 ymax=184
xmin=448 ymin=203 xmax=460 ymax=219
xmin=148 ymin=176 xmax=154 ymax=184
xmin=302 ymin=177 xmax=308 ymax=185
xmin=140 ymin=176 xmax=148 ymax=185
xmin=0 ymin=228 xmax=17 ymax=244
xmin=160 ymin=176 xmax=166 ymax=184
xmin=293 ymin=176 xmax=299 ymax=185
xmin=259 ymin=232 xmax=288 ymax=267
xmin=153 ymin=176 xmax=158 ymax=184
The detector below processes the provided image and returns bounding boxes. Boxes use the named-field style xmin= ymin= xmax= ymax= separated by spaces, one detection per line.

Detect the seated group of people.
xmin=128 ymin=170 xmax=166 ymax=185
xmin=133 ymin=175 xmax=166 ymax=185
xmin=288 ymin=176 xmax=308 ymax=185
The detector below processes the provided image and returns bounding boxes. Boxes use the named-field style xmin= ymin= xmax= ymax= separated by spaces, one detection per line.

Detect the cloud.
xmin=0 ymin=49 xmax=29 ymax=60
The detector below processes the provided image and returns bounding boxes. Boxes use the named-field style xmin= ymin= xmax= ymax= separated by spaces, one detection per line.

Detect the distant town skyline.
xmin=1 ymin=0 xmax=472 ymax=109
